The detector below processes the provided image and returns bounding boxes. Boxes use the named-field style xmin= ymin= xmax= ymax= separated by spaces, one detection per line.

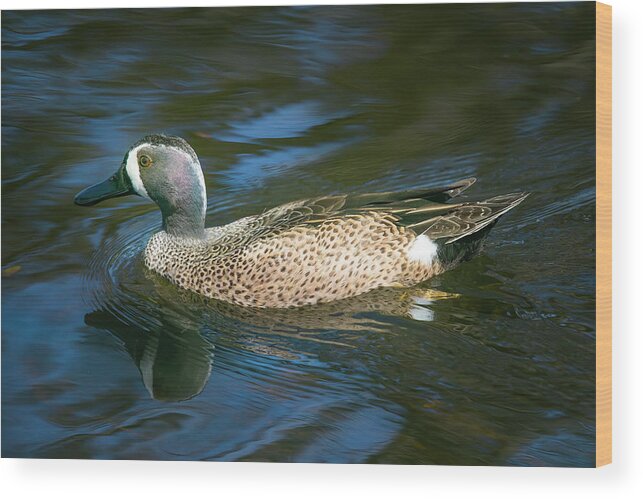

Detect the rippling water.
xmin=2 ymin=3 xmax=596 ymax=465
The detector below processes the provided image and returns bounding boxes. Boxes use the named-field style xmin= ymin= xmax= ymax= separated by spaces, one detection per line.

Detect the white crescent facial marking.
xmin=407 ymin=234 xmax=438 ymax=266
xmin=125 ymin=144 xmax=150 ymax=199
xmin=139 ymin=339 xmax=156 ymax=398
xmin=197 ymin=161 xmax=207 ymax=217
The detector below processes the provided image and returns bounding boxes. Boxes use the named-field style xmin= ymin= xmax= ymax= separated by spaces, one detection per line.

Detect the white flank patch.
xmin=411 ymin=295 xmax=434 ymax=306
xmin=407 ymin=234 xmax=438 ymax=266
xmin=409 ymin=305 xmax=435 ymax=322
xmin=125 ymin=144 xmax=150 ymax=199
xmin=408 ymin=295 xmax=435 ymax=321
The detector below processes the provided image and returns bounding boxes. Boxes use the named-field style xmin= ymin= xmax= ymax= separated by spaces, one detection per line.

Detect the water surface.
xmin=2 ymin=3 xmax=596 ymax=465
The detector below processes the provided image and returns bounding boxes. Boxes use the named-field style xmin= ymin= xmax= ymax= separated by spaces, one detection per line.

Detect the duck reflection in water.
xmin=84 ymin=308 xmax=214 ymax=402
xmin=84 ymin=270 xmax=454 ymax=402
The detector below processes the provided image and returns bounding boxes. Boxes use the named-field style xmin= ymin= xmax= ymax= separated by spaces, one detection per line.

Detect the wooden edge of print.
xmin=595 ymin=1 xmax=612 ymax=468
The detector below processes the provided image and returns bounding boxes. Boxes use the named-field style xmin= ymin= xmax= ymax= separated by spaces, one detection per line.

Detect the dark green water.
xmin=2 ymin=3 xmax=596 ymax=465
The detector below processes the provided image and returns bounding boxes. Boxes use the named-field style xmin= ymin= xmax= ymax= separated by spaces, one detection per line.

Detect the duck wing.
xmin=207 ymin=178 xmax=526 ymax=255
xmin=418 ymin=192 xmax=529 ymax=244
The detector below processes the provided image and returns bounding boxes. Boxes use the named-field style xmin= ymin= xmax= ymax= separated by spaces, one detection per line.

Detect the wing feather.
xmin=204 ymin=179 xmax=526 ymax=255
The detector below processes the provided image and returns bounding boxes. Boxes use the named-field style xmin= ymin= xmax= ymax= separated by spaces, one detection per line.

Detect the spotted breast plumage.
xmin=75 ymin=134 xmax=528 ymax=308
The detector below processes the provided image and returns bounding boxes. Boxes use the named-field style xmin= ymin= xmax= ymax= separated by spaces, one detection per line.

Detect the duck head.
xmin=75 ymin=134 xmax=206 ymax=239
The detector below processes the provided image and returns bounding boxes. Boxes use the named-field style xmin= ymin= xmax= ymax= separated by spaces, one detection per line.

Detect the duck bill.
xmin=74 ymin=165 xmax=134 ymax=206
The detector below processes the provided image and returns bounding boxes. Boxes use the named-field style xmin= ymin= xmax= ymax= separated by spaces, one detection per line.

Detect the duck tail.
xmin=429 ymin=192 xmax=530 ymax=269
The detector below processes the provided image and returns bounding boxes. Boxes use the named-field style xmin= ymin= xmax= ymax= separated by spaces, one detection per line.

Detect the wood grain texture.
xmin=596 ymin=1 xmax=612 ymax=468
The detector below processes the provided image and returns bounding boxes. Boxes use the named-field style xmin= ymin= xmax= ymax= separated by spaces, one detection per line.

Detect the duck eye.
xmin=139 ymin=154 xmax=152 ymax=168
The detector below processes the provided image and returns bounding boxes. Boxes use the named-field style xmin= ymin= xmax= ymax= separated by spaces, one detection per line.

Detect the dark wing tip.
xmin=483 ymin=191 xmax=530 ymax=207
xmin=445 ymin=177 xmax=477 ymax=198
xmin=439 ymin=192 xmax=529 ymax=244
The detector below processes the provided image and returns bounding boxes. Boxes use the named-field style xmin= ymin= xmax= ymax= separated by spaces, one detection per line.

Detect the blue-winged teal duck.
xmin=75 ymin=134 xmax=528 ymax=308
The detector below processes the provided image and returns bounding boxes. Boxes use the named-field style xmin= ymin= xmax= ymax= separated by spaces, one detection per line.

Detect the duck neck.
xmin=158 ymin=197 xmax=205 ymax=240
